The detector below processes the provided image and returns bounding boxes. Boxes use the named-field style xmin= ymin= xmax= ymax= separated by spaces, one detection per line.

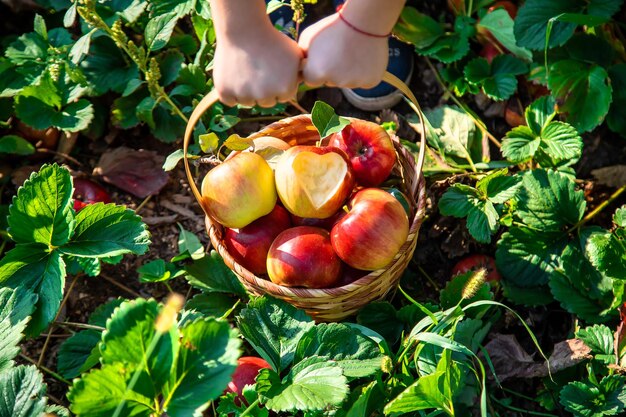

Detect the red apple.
xmin=290 ymin=209 xmax=347 ymax=231
xmin=225 ymin=356 xmax=272 ymax=401
xmin=73 ymin=178 xmax=111 ymax=211
xmin=201 ymin=152 xmax=277 ymax=229
xmin=275 ymin=145 xmax=355 ymax=219
xmin=331 ymin=188 xmax=409 ymax=271
xmin=267 ymin=226 xmax=342 ymax=288
xmin=451 ymin=254 xmax=501 ymax=282
xmin=328 ymin=119 xmax=396 ymax=187
xmin=224 ymin=205 xmax=291 ymax=275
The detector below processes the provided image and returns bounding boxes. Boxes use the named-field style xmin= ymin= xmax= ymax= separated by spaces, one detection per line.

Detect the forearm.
xmin=208 ymin=0 xmax=270 ymax=37
xmin=340 ymin=0 xmax=406 ymax=36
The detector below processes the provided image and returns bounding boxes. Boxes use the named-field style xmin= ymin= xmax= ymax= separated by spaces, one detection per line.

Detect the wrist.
xmin=339 ymin=0 xmax=406 ymax=36
xmin=210 ymin=0 xmax=272 ymax=38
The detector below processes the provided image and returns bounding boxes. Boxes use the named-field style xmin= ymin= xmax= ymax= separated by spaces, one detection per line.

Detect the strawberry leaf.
xmin=576 ymin=325 xmax=615 ymax=360
xmin=464 ymin=55 xmax=528 ymax=101
xmin=560 ymin=375 xmax=626 ymax=417
xmin=0 ymin=365 xmax=47 ymax=417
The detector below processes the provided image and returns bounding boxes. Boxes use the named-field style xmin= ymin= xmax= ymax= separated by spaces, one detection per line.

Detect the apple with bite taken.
xmin=275 ymin=145 xmax=355 ymax=219
xmin=328 ymin=119 xmax=396 ymax=187
xmin=201 ymin=152 xmax=277 ymax=229
xmin=331 ymin=188 xmax=409 ymax=271
xmin=224 ymin=205 xmax=291 ymax=275
xmin=267 ymin=226 xmax=342 ymax=288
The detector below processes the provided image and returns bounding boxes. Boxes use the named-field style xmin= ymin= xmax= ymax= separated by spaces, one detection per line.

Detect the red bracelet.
xmin=338 ymin=11 xmax=391 ymax=38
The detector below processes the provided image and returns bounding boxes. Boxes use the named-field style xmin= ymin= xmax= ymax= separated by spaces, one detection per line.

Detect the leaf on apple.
xmin=311 ymin=101 xmax=350 ymax=140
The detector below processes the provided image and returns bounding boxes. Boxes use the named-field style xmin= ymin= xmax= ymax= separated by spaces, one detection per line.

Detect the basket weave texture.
xmin=204 ymin=114 xmax=427 ymax=322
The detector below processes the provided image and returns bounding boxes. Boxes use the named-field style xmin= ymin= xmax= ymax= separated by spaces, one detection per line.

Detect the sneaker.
xmin=333 ymin=0 xmax=415 ymax=111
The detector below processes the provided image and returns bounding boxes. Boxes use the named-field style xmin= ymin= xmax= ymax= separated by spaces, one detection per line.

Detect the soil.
xmin=2 ymin=0 xmax=626 ymax=415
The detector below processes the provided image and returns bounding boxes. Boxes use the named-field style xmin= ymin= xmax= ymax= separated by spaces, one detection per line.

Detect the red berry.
xmin=73 ymin=178 xmax=112 ymax=211
xmin=226 ymin=357 xmax=272 ymax=402
xmin=451 ymin=254 xmax=501 ymax=282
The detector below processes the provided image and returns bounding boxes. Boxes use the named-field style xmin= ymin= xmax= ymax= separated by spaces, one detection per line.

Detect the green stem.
xmin=54 ymin=321 xmax=105 ymax=331
xmin=490 ymin=396 xmax=559 ymax=417
xmin=158 ymin=87 xmax=189 ymax=123
xmin=424 ymin=58 xmax=501 ymax=148
xmin=0 ymin=240 xmax=7 ymax=258
xmin=220 ymin=298 xmax=242 ymax=320
xmin=239 ymin=398 xmax=261 ymax=417
xmin=569 ymin=184 xmax=626 ymax=233
xmin=417 ymin=264 xmax=441 ymax=291
xmin=20 ymin=353 xmax=71 ymax=385
xmin=112 ymin=330 xmax=163 ymax=417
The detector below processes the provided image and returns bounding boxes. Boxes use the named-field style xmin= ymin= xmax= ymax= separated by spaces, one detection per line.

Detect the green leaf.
xmin=111 ymin=0 xmax=147 ymax=22
xmin=223 ymin=134 xmax=254 ymax=152
xmin=69 ymin=32 xmax=92 ymax=65
xmin=158 ymin=50 xmax=184 ymax=86
xmin=68 ymin=363 xmax=154 ymax=417
xmin=550 ymin=272 xmax=613 ymax=324
xmin=5 ymin=32 xmax=47 ymax=67
xmin=516 ymin=169 xmax=585 ymax=231
xmin=101 ymin=299 xmax=178 ymax=393
xmin=439 ymin=184 xmax=498 ymax=243
xmin=59 ymin=203 xmax=150 ymax=258
xmin=464 ymin=55 xmax=527 ymax=101
xmin=587 ymin=230 xmax=626 ymax=281
xmin=502 ymin=126 xmax=541 ymax=164
xmin=514 ymin=0 xmax=581 ymax=50
xmin=237 ymin=296 xmax=315 ymax=372
xmin=8 ymin=164 xmax=74 ymax=246
xmin=294 ymin=323 xmax=383 ymax=378
xmin=184 ymin=251 xmax=246 ymax=295
xmin=501 ymin=282 xmax=554 ymax=306
xmin=149 ymin=0 xmax=194 ymax=17
xmin=151 ymin=103 xmax=187 ymax=143
xmin=536 ymin=122 xmax=583 ymax=166
xmin=173 ymin=223 xmax=204 ymax=261
xmin=614 ymin=207 xmax=626 ymax=228
xmin=424 ymin=105 xmax=483 ymax=163
xmin=163 ymin=318 xmax=241 ymax=417
xmin=496 ymin=227 xmax=568 ymax=289
xmin=576 ymin=325 xmax=615 ymax=358
xmin=477 ymin=169 xmax=523 ymax=204
xmin=138 ymin=259 xmax=184 ymax=283
xmin=586 ymin=0 xmax=624 ymax=19
xmin=440 ymin=271 xmax=493 ymax=309
xmin=163 ymin=149 xmax=185 ymax=171
xmin=81 ymin=36 xmax=139 ymax=95
xmin=185 ymin=293 xmax=238 ymax=318
xmin=526 ymin=95 xmax=557 ymax=134
xmin=420 ymin=31 xmax=470 ymax=64
xmin=256 ymin=357 xmax=349 ymax=412
xmin=548 ymin=60 xmax=612 ymax=132
xmin=607 ymin=64 xmax=626 ymax=137
xmin=0 ymin=365 xmax=47 ymax=417
xmin=145 ymin=12 xmax=179 ymax=52
xmin=311 ymin=101 xmax=350 ymax=139
xmin=356 ymin=302 xmax=403 ymax=345
xmin=0 ymin=245 xmax=65 ymax=336
xmin=0 ymin=288 xmax=33 ymax=373
xmin=57 ymin=298 xmax=124 ymax=378
xmin=560 ymin=375 xmax=626 ymax=417
xmin=0 ymin=135 xmax=35 ymax=155
xmin=476 ymin=9 xmax=532 ymax=61
xmin=393 ymin=7 xmax=443 ymax=49
xmin=15 ymin=95 xmax=94 ymax=132
xmin=57 ymin=330 xmax=102 ymax=379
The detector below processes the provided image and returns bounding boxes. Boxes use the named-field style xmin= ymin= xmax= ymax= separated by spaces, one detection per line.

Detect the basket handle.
xmin=183 ymin=71 xmax=428 ymax=218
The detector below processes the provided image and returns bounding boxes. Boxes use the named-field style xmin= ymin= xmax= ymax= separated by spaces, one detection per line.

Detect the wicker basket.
xmin=184 ymin=72 xmax=427 ymax=322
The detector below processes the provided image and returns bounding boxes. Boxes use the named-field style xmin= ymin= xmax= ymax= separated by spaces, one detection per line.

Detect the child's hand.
xmin=298 ymin=14 xmax=388 ymax=89
xmin=213 ymin=24 xmax=302 ymax=107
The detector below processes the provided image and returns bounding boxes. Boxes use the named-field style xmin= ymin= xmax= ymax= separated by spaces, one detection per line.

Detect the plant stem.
xmin=424 ymin=58 xmax=502 ymax=148
xmin=0 ymin=240 xmax=6 ymax=258
xmin=54 ymin=321 xmax=105 ymax=331
xmin=38 ymin=274 xmax=81 ymax=366
xmin=220 ymin=298 xmax=241 ymax=320
xmin=20 ymin=353 xmax=71 ymax=385
xmin=135 ymin=194 xmax=152 ymax=214
xmin=100 ymin=273 xmax=142 ymax=298
xmin=417 ymin=264 xmax=441 ymax=291
xmin=569 ymin=184 xmax=626 ymax=233
xmin=490 ymin=395 xmax=559 ymax=417
xmin=239 ymin=398 xmax=261 ymax=417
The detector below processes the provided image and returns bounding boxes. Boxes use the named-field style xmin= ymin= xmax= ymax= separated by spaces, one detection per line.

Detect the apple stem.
xmin=196 ymin=155 xmax=222 ymax=168
xmin=342 ymin=205 xmax=350 ymax=214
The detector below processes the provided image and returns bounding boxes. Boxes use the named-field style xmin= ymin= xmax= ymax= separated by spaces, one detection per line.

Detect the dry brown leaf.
xmin=591 ymin=165 xmax=626 ymax=188
xmin=483 ymin=334 xmax=591 ymax=382
xmin=93 ymin=147 xmax=169 ymax=198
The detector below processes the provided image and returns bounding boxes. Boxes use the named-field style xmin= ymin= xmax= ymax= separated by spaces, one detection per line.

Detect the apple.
xmin=331 ymin=188 xmax=409 ymax=271
xmin=201 ymin=152 xmax=277 ymax=229
xmin=275 ymin=145 xmax=355 ymax=219
xmin=452 ymin=254 xmax=501 ymax=282
xmin=267 ymin=226 xmax=342 ymax=288
xmin=16 ymin=119 xmax=60 ymax=150
xmin=328 ymin=119 xmax=396 ymax=187
xmin=225 ymin=356 xmax=272 ymax=402
xmin=225 ymin=136 xmax=291 ymax=164
xmin=73 ymin=178 xmax=112 ymax=211
xmin=290 ymin=209 xmax=346 ymax=231
xmin=224 ymin=205 xmax=291 ymax=275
